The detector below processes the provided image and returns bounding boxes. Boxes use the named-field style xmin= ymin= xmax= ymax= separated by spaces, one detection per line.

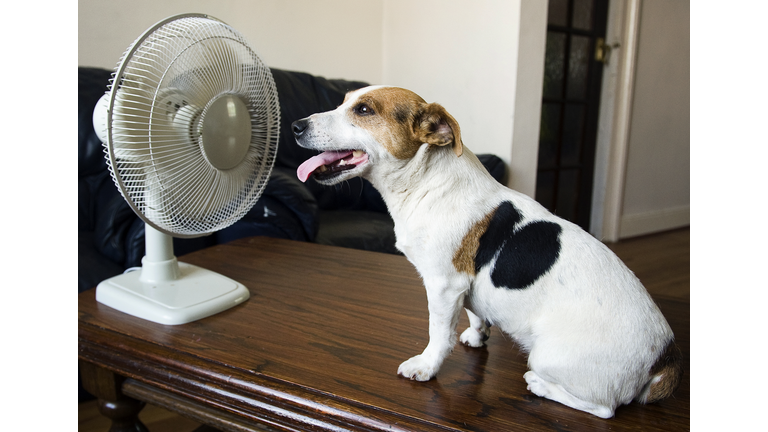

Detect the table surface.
xmin=78 ymin=237 xmax=690 ymax=432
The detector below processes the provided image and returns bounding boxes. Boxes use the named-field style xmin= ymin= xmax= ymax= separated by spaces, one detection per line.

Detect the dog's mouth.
xmin=297 ymin=150 xmax=369 ymax=182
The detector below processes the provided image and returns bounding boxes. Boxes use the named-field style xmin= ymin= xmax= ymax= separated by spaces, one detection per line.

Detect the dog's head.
xmin=292 ymin=86 xmax=463 ymax=185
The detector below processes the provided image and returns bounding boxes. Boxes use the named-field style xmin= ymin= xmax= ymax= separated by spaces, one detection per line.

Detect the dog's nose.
xmin=291 ymin=118 xmax=309 ymax=137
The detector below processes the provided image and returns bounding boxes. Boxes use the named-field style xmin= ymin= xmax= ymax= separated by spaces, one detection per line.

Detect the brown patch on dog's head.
xmin=344 ymin=87 xmax=463 ymax=159
xmin=414 ymin=103 xmax=463 ymax=157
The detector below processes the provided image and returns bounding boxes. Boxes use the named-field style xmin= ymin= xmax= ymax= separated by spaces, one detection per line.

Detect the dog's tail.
xmin=636 ymin=339 xmax=683 ymax=404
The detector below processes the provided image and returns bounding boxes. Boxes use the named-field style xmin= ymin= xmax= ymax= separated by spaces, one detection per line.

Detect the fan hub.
xmin=200 ymin=94 xmax=252 ymax=170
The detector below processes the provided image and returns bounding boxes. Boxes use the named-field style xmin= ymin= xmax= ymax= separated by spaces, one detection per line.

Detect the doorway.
xmin=535 ymin=0 xmax=609 ymax=230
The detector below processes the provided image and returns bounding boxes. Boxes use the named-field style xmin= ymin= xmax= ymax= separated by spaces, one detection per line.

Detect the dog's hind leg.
xmin=459 ymin=308 xmax=490 ymax=348
xmin=524 ymin=371 xmax=615 ymax=418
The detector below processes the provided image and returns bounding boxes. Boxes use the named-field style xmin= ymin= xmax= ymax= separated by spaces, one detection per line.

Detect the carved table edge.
xmin=78 ymin=322 xmax=460 ymax=432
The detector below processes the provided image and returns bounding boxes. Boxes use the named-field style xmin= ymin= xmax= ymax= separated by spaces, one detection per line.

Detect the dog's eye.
xmin=354 ymin=103 xmax=374 ymax=116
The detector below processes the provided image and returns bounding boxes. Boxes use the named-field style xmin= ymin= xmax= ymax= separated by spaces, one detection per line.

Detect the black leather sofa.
xmin=78 ymin=67 xmax=506 ymax=294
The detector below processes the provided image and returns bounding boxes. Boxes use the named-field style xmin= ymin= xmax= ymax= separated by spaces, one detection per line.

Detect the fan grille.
xmin=104 ymin=14 xmax=279 ymax=237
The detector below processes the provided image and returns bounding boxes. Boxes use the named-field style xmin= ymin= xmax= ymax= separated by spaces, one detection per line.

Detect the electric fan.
xmin=92 ymin=13 xmax=279 ymax=325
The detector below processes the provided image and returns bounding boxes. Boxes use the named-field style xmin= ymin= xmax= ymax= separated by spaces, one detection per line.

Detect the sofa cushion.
xmin=217 ymin=167 xmax=319 ymax=243
xmin=315 ymin=210 xmax=399 ymax=255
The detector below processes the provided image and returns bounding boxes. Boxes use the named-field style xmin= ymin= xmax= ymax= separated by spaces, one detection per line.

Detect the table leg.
xmin=80 ymin=360 xmax=149 ymax=432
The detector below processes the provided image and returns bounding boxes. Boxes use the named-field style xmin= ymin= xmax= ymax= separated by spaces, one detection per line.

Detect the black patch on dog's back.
xmin=475 ymin=201 xmax=562 ymax=289
xmin=475 ymin=202 xmax=522 ymax=271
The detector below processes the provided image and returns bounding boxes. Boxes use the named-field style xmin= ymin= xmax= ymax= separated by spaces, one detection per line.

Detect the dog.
xmin=291 ymin=86 xmax=682 ymax=418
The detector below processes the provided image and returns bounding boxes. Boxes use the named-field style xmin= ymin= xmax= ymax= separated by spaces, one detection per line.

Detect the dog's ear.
xmin=414 ymin=103 xmax=463 ymax=157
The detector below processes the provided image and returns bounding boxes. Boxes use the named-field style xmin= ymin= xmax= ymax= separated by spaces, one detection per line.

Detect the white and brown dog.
xmin=291 ymin=86 xmax=682 ymax=418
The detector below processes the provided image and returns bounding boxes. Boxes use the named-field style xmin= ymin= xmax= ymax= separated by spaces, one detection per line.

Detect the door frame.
xmin=589 ymin=0 xmax=642 ymax=241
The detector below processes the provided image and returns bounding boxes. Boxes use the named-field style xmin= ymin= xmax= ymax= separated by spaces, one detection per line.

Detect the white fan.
xmin=92 ymin=13 xmax=279 ymax=325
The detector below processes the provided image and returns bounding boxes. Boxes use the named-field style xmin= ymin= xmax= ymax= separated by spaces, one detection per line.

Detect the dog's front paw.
xmin=398 ymin=355 xmax=439 ymax=381
xmin=459 ymin=326 xmax=489 ymax=348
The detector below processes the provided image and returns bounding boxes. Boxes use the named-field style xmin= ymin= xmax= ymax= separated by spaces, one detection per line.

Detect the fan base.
xmin=96 ymin=262 xmax=250 ymax=325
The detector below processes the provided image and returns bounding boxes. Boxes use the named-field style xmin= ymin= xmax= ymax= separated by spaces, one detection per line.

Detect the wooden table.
xmin=79 ymin=237 xmax=690 ymax=431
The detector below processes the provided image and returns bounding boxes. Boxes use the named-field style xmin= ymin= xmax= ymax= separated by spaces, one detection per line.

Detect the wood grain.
xmin=79 ymin=235 xmax=689 ymax=431
xmin=607 ymin=228 xmax=690 ymax=300
xmin=79 ymin=398 xmax=202 ymax=432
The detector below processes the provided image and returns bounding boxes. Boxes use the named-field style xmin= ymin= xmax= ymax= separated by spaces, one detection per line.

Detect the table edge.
xmin=79 ymin=321 xmax=460 ymax=432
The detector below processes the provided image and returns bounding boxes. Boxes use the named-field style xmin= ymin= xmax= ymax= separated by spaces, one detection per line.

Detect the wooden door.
xmin=536 ymin=0 xmax=609 ymax=230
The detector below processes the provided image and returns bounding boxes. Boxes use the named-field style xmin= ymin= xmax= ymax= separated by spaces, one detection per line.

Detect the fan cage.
xmin=104 ymin=14 xmax=279 ymax=238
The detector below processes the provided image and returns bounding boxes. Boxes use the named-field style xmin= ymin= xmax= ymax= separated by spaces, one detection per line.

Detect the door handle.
xmin=595 ymin=38 xmax=620 ymax=64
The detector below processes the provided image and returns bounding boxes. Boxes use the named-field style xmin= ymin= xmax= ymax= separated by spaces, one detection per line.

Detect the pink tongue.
xmin=297 ymin=150 xmax=353 ymax=182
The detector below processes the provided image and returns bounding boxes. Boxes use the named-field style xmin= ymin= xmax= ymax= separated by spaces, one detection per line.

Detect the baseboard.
xmin=619 ymin=205 xmax=689 ymax=239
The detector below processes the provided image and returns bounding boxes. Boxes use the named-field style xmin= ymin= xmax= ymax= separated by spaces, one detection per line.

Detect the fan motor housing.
xmin=200 ymin=94 xmax=252 ymax=170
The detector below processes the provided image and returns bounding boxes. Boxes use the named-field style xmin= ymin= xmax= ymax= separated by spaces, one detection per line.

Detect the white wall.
xmin=620 ymin=0 xmax=690 ymax=238
xmin=381 ymin=0 xmax=546 ymax=195
xmin=78 ymin=0 xmax=384 ymax=85
xmin=510 ymin=1 xmax=549 ymax=196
